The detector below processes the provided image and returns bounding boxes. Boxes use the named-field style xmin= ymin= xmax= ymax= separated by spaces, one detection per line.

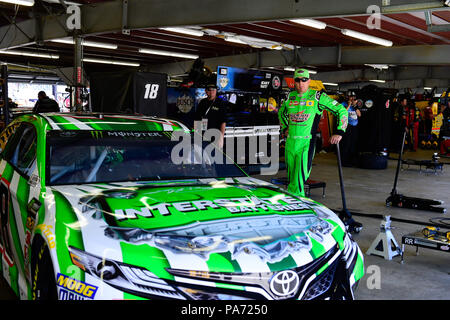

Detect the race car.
xmin=0 ymin=113 xmax=364 ymax=300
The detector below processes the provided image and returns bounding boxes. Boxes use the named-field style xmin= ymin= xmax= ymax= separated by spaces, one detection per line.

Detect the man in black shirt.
xmin=32 ymin=91 xmax=60 ymax=113
xmin=194 ymin=84 xmax=227 ymax=148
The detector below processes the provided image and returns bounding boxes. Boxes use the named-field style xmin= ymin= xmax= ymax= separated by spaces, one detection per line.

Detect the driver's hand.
xmin=330 ymin=134 xmax=342 ymax=145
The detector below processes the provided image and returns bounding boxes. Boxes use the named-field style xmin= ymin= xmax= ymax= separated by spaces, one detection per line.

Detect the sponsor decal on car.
xmin=56 ymin=273 xmax=98 ymax=300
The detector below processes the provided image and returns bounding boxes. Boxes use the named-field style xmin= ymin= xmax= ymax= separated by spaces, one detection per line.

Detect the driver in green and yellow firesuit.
xmin=278 ymin=68 xmax=348 ymax=197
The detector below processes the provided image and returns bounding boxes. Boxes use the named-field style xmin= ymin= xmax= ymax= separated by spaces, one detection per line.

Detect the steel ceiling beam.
xmin=316 ymin=65 xmax=450 ymax=82
xmin=146 ymin=44 xmax=450 ymax=75
xmin=1 ymin=0 xmax=448 ymax=49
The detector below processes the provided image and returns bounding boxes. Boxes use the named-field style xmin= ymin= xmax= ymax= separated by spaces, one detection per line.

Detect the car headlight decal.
xmin=68 ymin=246 xmax=185 ymax=299
xmin=342 ymin=234 xmax=358 ymax=270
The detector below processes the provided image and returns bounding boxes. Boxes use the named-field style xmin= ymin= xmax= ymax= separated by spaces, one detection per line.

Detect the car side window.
xmin=0 ymin=122 xmax=20 ymax=154
xmin=3 ymin=124 xmax=37 ymax=177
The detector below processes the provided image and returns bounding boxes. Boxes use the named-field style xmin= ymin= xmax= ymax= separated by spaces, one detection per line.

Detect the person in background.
xmin=32 ymin=91 xmax=60 ymax=113
xmin=340 ymin=91 xmax=361 ymax=167
xmin=194 ymin=84 xmax=227 ymax=148
xmin=403 ymin=96 xmax=419 ymax=151
xmin=423 ymin=101 xmax=434 ymax=136
xmin=399 ymin=95 xmax=415 ymax=150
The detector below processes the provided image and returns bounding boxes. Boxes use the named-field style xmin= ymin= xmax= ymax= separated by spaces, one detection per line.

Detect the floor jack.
xmin=336 ymin=143 xmax=363 ymax=233
xmin=386 ymin=131 xmax=447 ymax=213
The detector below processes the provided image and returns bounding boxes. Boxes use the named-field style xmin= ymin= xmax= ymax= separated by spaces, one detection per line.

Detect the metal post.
xmin=1 ymin=65 xmax=10 ymax=125
xmin=391 ymin=130 xmax=407 ymax=195
xmin=335 ymin=142 xmax=348 ymax=213
xmin=73 ymin=34 xmax=83 ymax=112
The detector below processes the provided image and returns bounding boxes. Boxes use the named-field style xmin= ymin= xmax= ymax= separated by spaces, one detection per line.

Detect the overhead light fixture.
xmin=50 ymin=38 xmax=118 ymax=50
xmin=370 ymin=79 xmax=386 ymax=83
xmin=0 ymin=0 xmax=34 ymax=6
xmin=365 ymin=64 xmax=389 ymax=69
xmin=9 ymin=74 xmax=34 ymax=79
xmin=424 ymin=87 xmax=433 ymax=90
xmin=290 ymin=19 xmax=327 ymax=30
xmin=159 ymin=27 xmax=204 ymax=37
xmin=284 ymin=67 xmax=317 ymax=74
xmin=139 ymin=48 xmax=199 ymax=59
xmin=341 ymin=29 xmax=393 ymax=46
xmin=225 ymin=36 xmax=247 ymax=45
xmin=323 ymin=82 xmax=339 ymax=86
xmin=83 ymin=58 xmax=139 ymax=67
xmin=0 ymin=50 xmax=59 ymax=59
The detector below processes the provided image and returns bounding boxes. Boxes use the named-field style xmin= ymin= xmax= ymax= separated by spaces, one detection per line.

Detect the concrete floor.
xmin=256 ymin=147 xmax=450 ymax=300
xmin=0 ymin=148 xmax=448 ymax=300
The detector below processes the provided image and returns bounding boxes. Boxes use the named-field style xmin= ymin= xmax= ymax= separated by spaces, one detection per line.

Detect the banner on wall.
xmin=216 ymin=66 xmax=283 ymax=93
xmin=90 ymin=71 xmax=167 ymax=116
xmin=167 ymin=87 xmax=197 ymax=128
xmin=133 ymin=72 xmax=167 ymax=117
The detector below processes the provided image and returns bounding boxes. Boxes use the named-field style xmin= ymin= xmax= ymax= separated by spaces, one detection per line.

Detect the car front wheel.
xmin=31 ymin=239 xmax=58 ymax=300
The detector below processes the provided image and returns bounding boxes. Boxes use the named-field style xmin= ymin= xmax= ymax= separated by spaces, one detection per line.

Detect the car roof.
xmin=28 ymin=113 xmax=190 ymax=132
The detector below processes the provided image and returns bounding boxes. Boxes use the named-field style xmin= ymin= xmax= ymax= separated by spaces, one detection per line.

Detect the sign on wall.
xmin=216 ymin=66 xmax=283 ymax=93
xmin=133 ymin=72 xmax=167 ymax=117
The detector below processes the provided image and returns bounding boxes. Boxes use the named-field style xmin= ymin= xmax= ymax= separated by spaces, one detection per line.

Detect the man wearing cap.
xmin=278 ymin=69 xmax=348 ymax=197
xmin=194 ymin=84 xmax=227 ymax=148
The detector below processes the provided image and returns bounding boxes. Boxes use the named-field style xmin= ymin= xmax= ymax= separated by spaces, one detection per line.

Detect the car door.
xmin=0 ymin=121 xmax=22 ymax=269
xmin=0 ymin=122 xmax=38 ymax=276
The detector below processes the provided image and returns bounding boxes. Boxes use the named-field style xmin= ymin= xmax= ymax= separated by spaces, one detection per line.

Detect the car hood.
xmin=49 ymin=177 xmax=346 ymax=273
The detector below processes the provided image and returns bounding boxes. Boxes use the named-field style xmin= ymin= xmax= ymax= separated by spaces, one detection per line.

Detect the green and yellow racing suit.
xmin=278 ymin=88 xmax=348 ymax=196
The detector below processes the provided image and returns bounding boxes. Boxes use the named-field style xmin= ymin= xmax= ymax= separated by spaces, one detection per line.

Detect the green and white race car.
xmin=0 ymin=113 xmax=363 ymax=300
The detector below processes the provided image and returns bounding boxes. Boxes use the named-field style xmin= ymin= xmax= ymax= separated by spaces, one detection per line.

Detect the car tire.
xmin=31 ymin=238 xmax=58 ymax=300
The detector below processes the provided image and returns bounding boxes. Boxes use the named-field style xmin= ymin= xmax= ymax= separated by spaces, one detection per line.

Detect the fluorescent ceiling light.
xmin=284 ymin=67 xmax=317 ymax=74
xmin=365 ymin=64 xmax=389 ymax=69
xmin=159 ymin=27 xmax=204 ymax=37
xmin=225 ymin=36 xmax=247 ymax=45
xmin=323 ymin=82 xmax=339 ymax=86
xmin=83 ymin=58 xmax=139 ymax=67
xmin=9 ymin=74 xmax=34 ymax=79
xmin=35 ymin=76 xmax=61 ymax=81
xmin=0 ymin=0 xmax=34 ymax=6
xmin=370 ymin=79 xmax=386 ymax=83
xmin=50 ymin=38 xmax=118 ymax=50
xmin=341 ymin=29 xmax=393 ymax=46
xmin=272 ymin=46 xmax=283 ymax=50
xmin=139 ymin=48 xmax=199 ymax=59
xmin=290 ymin=19 xmax=327 ymax=30
xmin=0 ymin=50 xmax=59 ymax=59
xmin=424 ymin=87 xmax=433 ymax=90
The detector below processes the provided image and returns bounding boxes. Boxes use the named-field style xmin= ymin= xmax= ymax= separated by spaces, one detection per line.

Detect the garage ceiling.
xmin=0 ymin=0 xmax=449 ymax=85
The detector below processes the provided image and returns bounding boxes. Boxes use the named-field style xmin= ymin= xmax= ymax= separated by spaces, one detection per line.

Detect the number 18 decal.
xmin=144 ymin=84 xmax=159 ymax=99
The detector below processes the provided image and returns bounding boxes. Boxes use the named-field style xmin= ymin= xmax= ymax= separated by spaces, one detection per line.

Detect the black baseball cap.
xmin=206 ymin=84 xmax=218 ymax=90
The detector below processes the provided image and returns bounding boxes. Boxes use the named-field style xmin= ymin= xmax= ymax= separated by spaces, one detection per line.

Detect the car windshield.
xmin=47 ymin=130 xmax=246 ymax=185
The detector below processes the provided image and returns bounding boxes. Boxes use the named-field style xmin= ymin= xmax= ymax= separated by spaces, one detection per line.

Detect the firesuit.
xmin=279 ymin=87 xmax=348 ymax=197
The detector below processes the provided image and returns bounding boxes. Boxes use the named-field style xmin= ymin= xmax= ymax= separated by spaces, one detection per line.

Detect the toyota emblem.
xmin=269 ymin=270 xmax=300 ymax=297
